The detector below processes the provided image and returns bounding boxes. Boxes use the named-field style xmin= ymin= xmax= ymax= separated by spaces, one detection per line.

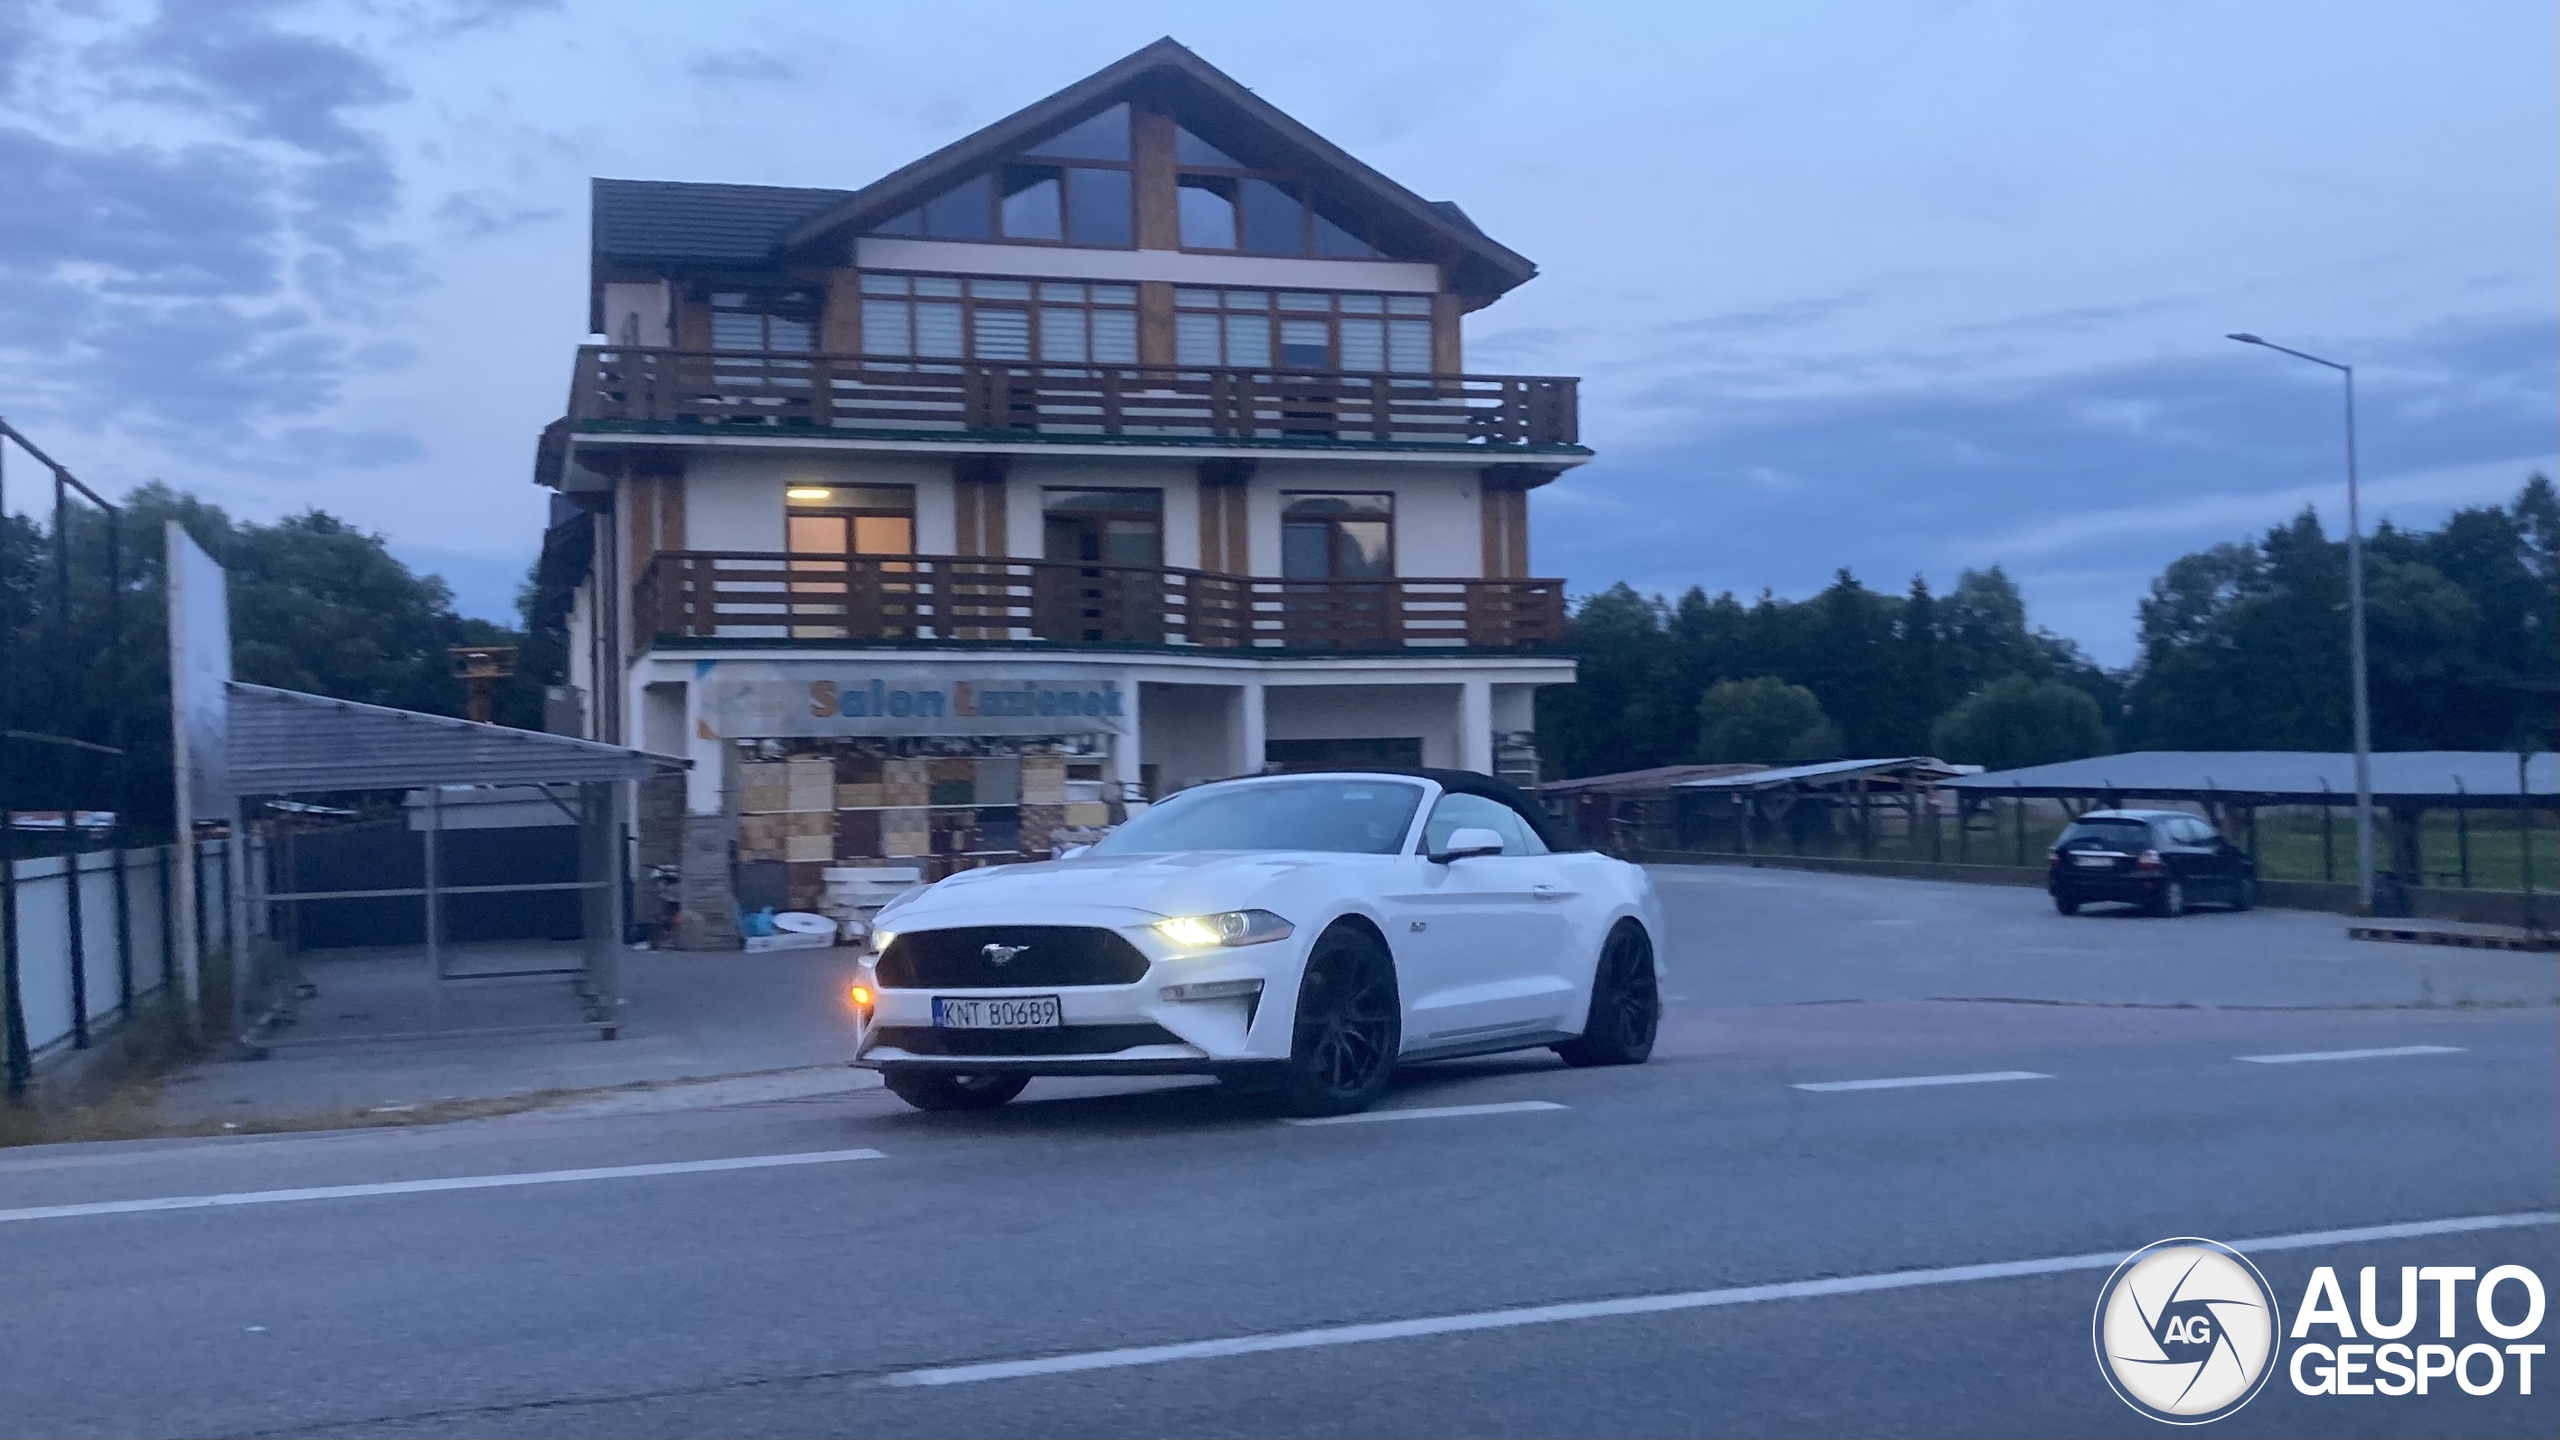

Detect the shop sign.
xmin=700 ymin=662 xmax=1125 ymax=738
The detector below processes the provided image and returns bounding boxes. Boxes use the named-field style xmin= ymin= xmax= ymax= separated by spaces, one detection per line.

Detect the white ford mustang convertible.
xmin=849 ymin=769 xmax=1665 ymax=1116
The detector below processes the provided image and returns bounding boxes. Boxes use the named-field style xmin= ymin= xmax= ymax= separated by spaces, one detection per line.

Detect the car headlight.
xmin=1151 ymin=909 xmax=1294 ymax=948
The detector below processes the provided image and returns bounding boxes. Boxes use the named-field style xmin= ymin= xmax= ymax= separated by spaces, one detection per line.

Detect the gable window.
xmin=859 ymin=273 xmax=1136 ymax=365
xmin=1176 ymin=176 xmax=1237 ymax=250
xmin=1282 ymin=493 xmax=1394 ymax=580
xmin=1172 ymin=123 xmax=1393 ymax=259
xmin=874 ymin=103 xmax=1135 ymax=248
xmin=711 ymin=290 xmax=816 ymax=352
xmin=1173 ymin=288 xmax=1434 ymax=373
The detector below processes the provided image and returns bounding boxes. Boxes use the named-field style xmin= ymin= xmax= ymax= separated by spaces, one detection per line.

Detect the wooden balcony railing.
xmin=571 ymin=347 xmax=1579 ymax=449
xmin=631 ymin=552 xmax=1568 ymax=653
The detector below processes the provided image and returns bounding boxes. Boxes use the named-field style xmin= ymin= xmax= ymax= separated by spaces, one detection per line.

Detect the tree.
xmin=1698 ymin=677 xmax=1840 ymax=763
xmin=1930 ymin=676 xmax=2112 ymax=771
xmin=1 ymin=485 xmax=538 ymax=838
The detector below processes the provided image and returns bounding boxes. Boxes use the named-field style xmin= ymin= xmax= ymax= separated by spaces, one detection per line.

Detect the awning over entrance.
xmin=226 ymin=682 xmax=686 ymax=793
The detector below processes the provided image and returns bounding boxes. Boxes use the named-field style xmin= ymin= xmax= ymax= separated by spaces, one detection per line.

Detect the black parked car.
xmin=2047 ymin=809 xmax=2256 ymax=916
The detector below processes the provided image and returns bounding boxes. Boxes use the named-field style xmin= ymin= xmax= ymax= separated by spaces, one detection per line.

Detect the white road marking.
xmin=1792 ymin=1070 xmax=2051 ymax=1093
xmin=2238 ymin=1045 xmax=2465 ymax=1065
xmin=0 ymin=1148 xmax=886 ymax=1225
xmin=884 ymin=1211 xmax=2560 ymax=1388
xmin=1284 ymin=1100 xmax=1566 ymax=1127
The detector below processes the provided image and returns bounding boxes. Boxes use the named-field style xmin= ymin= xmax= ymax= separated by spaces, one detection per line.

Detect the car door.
xmin=1387 ymin=793 xmax=1578 ymax=1049
xmin=2166 ymin=816 xmax=2221 ymax=891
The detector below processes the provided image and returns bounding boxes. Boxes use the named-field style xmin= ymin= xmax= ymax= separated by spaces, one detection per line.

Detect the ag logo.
xmin=2094 ymin=1238 xmax=2282 ymax=1424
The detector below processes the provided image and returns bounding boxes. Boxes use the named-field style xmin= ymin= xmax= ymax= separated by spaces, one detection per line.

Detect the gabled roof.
xmin=593 ymin=178 xmax=854 ymax=270
xmin=778 ymin=37 xmax=1537 ymax=299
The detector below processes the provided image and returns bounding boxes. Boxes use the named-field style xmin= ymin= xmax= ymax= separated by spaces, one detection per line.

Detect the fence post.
xmin=65 ymin=848 xmax=87 ymax=1048
xmin=158 ymin=843 xmax=174 ymax=988
xmin=115 ymin=844 xmax=132 ymax=1017
xmin=2454 ymin=780 xmax=2470 ymax=889
xmin=2320 ymin=780 xmax=2334 ymax=882
xmin=2 ymin=813 xmax=24 ymax=1099
xmin=2012 ymin=790 xmax=2026 ymax=868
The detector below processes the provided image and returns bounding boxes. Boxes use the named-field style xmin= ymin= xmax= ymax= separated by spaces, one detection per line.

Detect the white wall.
xmin=679 ymin=452 xmax=953 ymax=553
xmin=1140 ymin=683 xmax=1242 ymax=791
xmin=1264 ymin=683 xmax=1463 ymax=768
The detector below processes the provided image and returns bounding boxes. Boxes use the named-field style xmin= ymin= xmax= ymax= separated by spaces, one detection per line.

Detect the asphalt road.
xmin=3 ymin=868 xmax=2554 ymax=1438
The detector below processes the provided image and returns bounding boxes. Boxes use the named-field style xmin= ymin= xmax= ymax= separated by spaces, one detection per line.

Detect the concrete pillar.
xmin=1459 ymin=680 xmax=1493 ymax=774
xmin=1111 ymin=688 xmax=1145 ymax=802
xmin=1234 ymin=680 xmax=1267 ymax=777
xmin=682 ymin=680 xmax=725 ymax=816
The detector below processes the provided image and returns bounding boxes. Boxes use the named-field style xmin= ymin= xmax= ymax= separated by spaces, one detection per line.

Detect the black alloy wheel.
xmin=884 ymin=1070 xmax=1031 ymax=1112
xmin=1556 ymin=921 xmax=1659 ymax=1067
xmin=1273 ymin=925 xmax=1401 ymax=1117
xmin=2053 ymin=893 xmax=2082 ymax=916
xmin=2147 ymin=877 xmax=2188 ymax=918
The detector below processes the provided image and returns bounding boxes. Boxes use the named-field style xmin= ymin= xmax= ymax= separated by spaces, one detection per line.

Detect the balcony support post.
xmin=1459 ymin=680 xmax=1495 ymax=775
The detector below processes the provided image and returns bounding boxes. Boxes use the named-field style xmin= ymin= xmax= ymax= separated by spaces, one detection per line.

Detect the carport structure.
xmin=226 ymin=683 xmax=686 ymax=1047
xmin=1545 ymin=757 xmax=1973 ymax=858
xmin=1945 ymin=751 xmax=2558 ymax=897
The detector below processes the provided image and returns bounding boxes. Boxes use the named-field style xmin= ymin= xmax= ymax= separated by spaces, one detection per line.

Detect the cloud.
xmin=0 ymin=0 xmax=421 ymax=464
xmin=434 ymin=190 xmax=562 ymax=237
xmin=689 ymin=48 xmax=802 ymax=83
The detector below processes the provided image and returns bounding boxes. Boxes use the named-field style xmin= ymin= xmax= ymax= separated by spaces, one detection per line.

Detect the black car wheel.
xmin=2052 ymin=893 xmax=2081 ymax=915
xmin=2147 ymin=878 xmax=2188 ymax=918
xmin=884 ymin=1070 xmax=1030 ymax=1112
xmin=2229 ymin=877 xmax=2255 ymax=911
xmin=1556 ymin=921 xmax=1659 ymax=1068
xmin=1272 ymin=924 xmax=1401 ymax=1117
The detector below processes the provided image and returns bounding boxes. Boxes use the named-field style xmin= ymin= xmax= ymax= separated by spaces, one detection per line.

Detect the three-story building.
xmin=533 ymin=39 xmax=1587 ymax=942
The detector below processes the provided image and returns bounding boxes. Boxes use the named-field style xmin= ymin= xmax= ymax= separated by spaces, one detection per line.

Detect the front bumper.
xmin=850 ymin=922 xmax=1297 ymax=1076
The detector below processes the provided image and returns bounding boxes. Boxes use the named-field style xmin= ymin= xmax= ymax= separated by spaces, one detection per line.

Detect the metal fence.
xmin=2 ymin=838 xmax=236 ymax=1096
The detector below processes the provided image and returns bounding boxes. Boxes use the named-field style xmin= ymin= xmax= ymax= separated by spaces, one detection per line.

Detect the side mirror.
xmin=1431 ymin=827 xmax=1507 ymax=863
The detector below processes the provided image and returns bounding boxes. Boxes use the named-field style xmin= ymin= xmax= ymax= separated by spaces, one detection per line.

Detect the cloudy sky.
xmin=3 ymin=0 xmax=2552 ymax=664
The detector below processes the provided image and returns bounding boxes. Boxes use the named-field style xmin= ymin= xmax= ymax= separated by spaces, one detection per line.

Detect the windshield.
xmin=1089 ymin=778 xmax=1425 ymax=856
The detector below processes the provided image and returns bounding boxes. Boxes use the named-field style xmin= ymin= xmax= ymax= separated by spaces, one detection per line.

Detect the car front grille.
xmin=876 ymin=925 xmax=1151 ymax=989
xmin=867 ymin=1023 xmax=1185 ymax=1057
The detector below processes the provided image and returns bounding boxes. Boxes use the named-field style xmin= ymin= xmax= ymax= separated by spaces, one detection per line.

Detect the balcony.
xmin=569 ymin=347 xmax=1580 ymax=451
xmin=631 ymin=552 xmax=1567 ymax=653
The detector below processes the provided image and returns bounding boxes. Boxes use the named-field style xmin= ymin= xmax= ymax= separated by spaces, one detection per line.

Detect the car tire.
xmin=883 ymin=1070 xmax=1030 ymax=1112
xmin=2147 ymin=879 xmax=2187 ymax=918
xmin=1556 ymin=921 xmax=1659 ymax=1068
xmin=1271 ymin=923 xmax=1401 ymax=1118
xmin=2053 ymin=894 xmax=2081 ymax=916
xmin=2229 ymin=877 xmax=2254 ymax=911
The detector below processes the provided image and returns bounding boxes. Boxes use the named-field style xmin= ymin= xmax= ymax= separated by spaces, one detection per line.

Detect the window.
xmin=1174 ymin=125 xmax=1244 ymax=168
xmin=1042 ymin=488 xmax=1162 ymax=567
xmin=710 ymin=290 xmax=816 ymax=353
xmin=1090 ymin=777 xmax=1425 ymax=856
xmin=1239 ymin=178 xmax=1303 ymax=255
xmin=999 ymin=166 xmax=1062 ymax=240
xmin=1177 ymin=175 xmax=1237 ymax=249
xmin=875 ymin=105 xmax=1135 ymax=248
xmin=1421 ymin=792 xmax=1548 ymax=857
xmin=1025 ymin=103 xmax=1132 ymax=161
xmin=1282 ymin=493 xmax=1392 ymax=579
xmin=787 ymin=486 xmax=915 ymax=557
xmin=1172 ymin=288 xmax=1435 ymax=373
xmin=858 ymin=273 xmax=1135 ymax=364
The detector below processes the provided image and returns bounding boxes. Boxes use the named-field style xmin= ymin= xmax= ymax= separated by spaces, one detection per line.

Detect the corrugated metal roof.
xmin=226 ymin=683 xmax=686 ymax=793
xmin=1540 ymin=763 xmax=1769 ymax=795
xmin=593 ymin=178 xmax=854 ymax=267
xmin=1676 ymin=756 xmax=1971 ymax=790
xmin=1943 ymin=751 xmax=2558 ymax=802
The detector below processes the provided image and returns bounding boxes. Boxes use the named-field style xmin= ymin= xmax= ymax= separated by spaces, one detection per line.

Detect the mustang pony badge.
xmin=980 ymin=943 xmax=1030 ymax=966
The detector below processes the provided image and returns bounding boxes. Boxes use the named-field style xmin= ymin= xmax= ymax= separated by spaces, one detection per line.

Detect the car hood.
xmin=879 ymin=850 xmax=1373 ymax=930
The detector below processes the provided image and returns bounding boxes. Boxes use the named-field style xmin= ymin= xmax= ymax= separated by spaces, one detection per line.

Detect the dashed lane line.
xmin=2238 ymin=1045 xmax=2466 ymax=1065
xmin=1284 ymin=1100 xmax=1567 ymax=1127
xmin=1791 ymin=1070 xmax=2051 ymax=1093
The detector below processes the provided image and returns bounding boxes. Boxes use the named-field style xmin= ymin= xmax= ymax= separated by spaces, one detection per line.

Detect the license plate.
xmin=933 ymin=995 xmax=1063 ymax=1029
xmin=2073 ymin=854 xmax=2117 ymax=867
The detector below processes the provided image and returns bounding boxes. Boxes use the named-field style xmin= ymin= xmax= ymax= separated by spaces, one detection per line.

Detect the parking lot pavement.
xmin=1647 ymin=862 xmax=2560 ymax=1008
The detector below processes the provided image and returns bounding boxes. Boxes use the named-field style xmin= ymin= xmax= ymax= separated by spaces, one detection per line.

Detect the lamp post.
xmin=2228 ymin=332 xmax=2373 ymax=912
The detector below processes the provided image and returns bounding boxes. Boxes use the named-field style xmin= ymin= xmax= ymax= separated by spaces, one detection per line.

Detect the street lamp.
xmin=2228 ymin=332 xmax=2374 ymax=913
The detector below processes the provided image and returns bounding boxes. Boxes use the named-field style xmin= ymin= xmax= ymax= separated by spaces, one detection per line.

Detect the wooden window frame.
xmin=1168 ymin=124 xmax=1396 ymax=260
xmin=1170 ymin=287 xmax=1437 ymax=374
xmin=869 ymin=106 xmax=1140 ymax=251
xmin=709 ymin=288 xmax=820 ymax=353
xmin=1280 ymin=491 xmax=1396 ymax=580
xmin=857 ymin=273 xmax=1139 ymax=364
